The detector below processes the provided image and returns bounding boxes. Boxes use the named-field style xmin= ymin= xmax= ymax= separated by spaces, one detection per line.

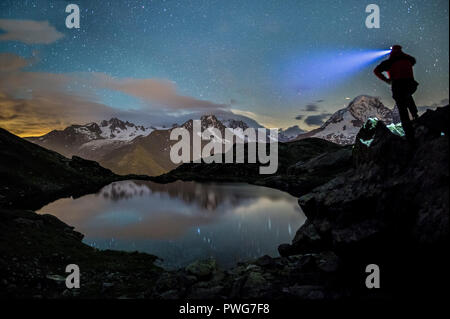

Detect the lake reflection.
xmin=37 ymin=180 xmax=306 ymax=269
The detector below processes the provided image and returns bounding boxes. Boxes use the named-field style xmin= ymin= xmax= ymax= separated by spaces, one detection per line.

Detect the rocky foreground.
xmin=0 ymin=106 xmax=448 ymax=300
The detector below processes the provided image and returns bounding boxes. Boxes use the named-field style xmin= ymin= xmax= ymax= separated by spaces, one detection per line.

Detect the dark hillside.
xmin=0 ymin=127 xmax=147 ymax=209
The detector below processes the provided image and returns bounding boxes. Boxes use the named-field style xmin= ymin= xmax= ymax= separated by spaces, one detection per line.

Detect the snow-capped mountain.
xmin=98 ymin=118 xmax=154 ymax=141
xmin=25 ymin=118 xmax=154 ymax=158
xmin=25 ymin=114 xmax=256 ymax=176
xmin=176 ymin=115 xmax=228 ymax=137
xmin=178 ymin=114 xmax=263 ymax=143
xmin=215 ymin=112 xmax=263 ymax=129
xmin=221 ymin=118 xmax=250 ymax=130
xmin=278 ymin=125 xmax=306 ymax=142
xmin=100 ymin=114 xmax=243 ymax=175
xmin=296 ymin=95 xmax=394 ymax=145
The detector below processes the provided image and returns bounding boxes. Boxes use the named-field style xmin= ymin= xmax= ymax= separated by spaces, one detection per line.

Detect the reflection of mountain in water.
xmin=98 ymin=180 xmax=287 ymax=211
xmin=38 ymin=180 xmax=305 ymax=268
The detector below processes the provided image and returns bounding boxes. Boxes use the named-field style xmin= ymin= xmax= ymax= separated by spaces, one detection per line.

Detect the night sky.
xmin=0 ymin=0 xmax=448 ymax=136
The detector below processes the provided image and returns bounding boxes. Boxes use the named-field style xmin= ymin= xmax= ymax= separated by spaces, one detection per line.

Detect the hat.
xmin=391 ymin=45 xmax=402 ymax=51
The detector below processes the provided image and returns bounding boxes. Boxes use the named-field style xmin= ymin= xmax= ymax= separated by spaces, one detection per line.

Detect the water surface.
xmin=38 ymin=180 xmax=306 ymax=269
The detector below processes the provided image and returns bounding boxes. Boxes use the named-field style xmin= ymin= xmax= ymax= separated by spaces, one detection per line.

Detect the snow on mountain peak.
xmin=221 ymin=118 xmax=250 ymax=130
xmin=278 ymin=125 xmax=306 ymax=142
xmin=200 ymin=114 xmax=223 ymax=128
xmin=97 ymin=118 xmax=153 ymax=141
xmin=296 ymin=95 xmax=395 ymax=145
xmin=44 ymin=118 xmax=154 ymax=143
xmin=347 ymin=95 xmax=393 ymax=124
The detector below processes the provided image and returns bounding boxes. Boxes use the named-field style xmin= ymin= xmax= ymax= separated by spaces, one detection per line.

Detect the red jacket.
xmin=374 ymin=52 xmax=416 ymax=82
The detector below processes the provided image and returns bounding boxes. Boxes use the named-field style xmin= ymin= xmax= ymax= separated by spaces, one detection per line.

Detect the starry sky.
xmin=0 ymin=0 xmax=448 ymax=136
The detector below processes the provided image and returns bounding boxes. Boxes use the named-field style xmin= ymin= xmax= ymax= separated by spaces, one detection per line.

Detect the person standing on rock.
xmin=374 ymin=45 xmax=419 ymax=141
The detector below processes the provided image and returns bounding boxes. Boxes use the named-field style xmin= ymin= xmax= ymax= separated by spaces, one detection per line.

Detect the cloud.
xmin=295 ymin=101 xmax=324 ymax=121
xmin=0 ymin=53 xmax=29 ymax=72
xmin=0 ymin=19 xmax=64 ymax=44
xmin=94 ymin=73 xmax=228 ymax=111
xmin=231 ymin=108 xmax=280 ymax=128
xmin=304 ymin=113 xmax=331 ymax=126
xmin=0 ymin=53 xmax=229 ymax=136
xmin=303 ymin=103 xmax=319 ymax=112
xmin=230 ymin=109 xmax=260 ymax=122
xmin=0 ymin=91 xmax=119 ymax=136
xmin=0 ymin=68 xmax=72 ymax=97
xmin=0 ymin=113 xmax=18 ymax=121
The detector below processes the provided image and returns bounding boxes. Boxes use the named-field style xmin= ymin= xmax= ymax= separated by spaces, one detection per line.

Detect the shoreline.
xmin=35 ymin=178 xmax=307 ymax=272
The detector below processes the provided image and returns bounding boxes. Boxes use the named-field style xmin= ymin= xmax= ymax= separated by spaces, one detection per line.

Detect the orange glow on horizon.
xmin=18 ymin=130 xmax=53 ymax=138
xmin=0 ymin=124 xmax=63 ymax=138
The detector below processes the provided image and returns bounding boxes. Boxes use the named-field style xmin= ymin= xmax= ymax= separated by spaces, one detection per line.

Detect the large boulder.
xmin=281 ymin=106 xmax=449 ymax=255
xmin=185 ymin=258 xmax=217 ymax=280
xmin=287 ymin=147 xmax=352 ymax=176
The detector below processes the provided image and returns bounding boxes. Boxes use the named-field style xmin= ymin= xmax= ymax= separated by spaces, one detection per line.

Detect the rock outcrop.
xmin=282 ymin=106 xmax=449 ymax=255
xmin=278 ymin=105 xmax=449 ymax=300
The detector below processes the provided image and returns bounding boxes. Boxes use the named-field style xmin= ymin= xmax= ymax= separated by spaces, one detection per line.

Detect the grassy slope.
xmin=98 ymin=130 xmax=178 ymax=176
xmin=100 ymin=143 xmax=167 ymax=176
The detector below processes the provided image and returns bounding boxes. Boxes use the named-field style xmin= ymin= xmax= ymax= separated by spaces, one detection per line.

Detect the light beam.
xmin=284 ymin=49 xmax=392 ymax=93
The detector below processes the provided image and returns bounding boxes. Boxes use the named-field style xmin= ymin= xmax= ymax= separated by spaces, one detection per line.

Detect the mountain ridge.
xmin=295 ymin=95 xmax=394 ymax=145
xmin=23 ymin=97 xmax=398 ymax=176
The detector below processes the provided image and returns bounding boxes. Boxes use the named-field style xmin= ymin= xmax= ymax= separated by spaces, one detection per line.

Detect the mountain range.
xmin=26 ymin=115 xmax=255 ymax=176
xmin=25 ymin=95 xmax=396 ymax=175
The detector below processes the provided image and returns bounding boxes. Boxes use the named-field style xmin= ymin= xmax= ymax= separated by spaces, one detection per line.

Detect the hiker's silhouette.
xmin=374 ymin=45 xmax=419 ymax=141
